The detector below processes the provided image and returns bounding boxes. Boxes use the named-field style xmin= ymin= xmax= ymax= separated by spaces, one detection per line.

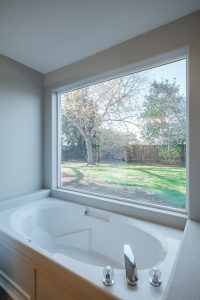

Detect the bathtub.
xmin=0 ymin=195 xmax=182 ymax=300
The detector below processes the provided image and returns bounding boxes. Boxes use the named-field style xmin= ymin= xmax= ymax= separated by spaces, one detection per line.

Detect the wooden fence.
xmin=126 ymin=144 xmax=186 ymax=166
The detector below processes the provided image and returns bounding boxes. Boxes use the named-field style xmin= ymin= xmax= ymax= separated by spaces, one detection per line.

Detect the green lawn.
xmin=61 ymin=163 xmax=186 ymax=209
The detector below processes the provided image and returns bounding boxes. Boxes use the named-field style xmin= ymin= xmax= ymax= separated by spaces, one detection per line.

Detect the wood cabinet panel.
xmin=36 ymin=270 xmax=90 ymax=300
xmin=0 ymin=243 xmax=35 ymax=300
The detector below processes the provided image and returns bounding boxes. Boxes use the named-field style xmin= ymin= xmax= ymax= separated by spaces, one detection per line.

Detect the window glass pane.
xmin=59 ymin=59 xmax=186 ymax=209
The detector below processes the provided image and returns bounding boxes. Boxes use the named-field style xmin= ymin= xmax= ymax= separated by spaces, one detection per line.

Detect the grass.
xmin=61 ymin=162 xmax=186 ymax=209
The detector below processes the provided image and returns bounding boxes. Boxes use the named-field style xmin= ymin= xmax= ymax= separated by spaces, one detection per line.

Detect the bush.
xmin=159 ymin=146 xmax=181 ymax=165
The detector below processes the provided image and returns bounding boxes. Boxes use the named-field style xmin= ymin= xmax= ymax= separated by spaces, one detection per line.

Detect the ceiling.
xmin=0 ymin=0 xmax=200 ymax=74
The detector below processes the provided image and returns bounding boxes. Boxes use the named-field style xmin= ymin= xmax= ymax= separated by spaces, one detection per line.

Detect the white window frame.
xmin=51 ymin=48 xmax=188 ymax=229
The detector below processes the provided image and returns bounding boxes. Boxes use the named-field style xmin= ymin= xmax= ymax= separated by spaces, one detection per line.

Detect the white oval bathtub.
xmin=10 ymin=198 xmax=167 ymax=270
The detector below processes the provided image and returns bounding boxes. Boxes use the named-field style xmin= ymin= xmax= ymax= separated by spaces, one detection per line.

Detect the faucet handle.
xmin=102 ymin=266 xmax=115 ymax=286
xmin=149 ymin=266 xmax=162 ymax=287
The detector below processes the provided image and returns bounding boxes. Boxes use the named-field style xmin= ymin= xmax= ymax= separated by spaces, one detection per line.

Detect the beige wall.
xmin=44 ymin=11 xmax=200 ymax=222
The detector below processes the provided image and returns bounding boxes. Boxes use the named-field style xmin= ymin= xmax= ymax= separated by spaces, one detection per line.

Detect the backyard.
xmin=61 ymin=163 xmax=186 ymax=209
xmin=60 ymin=59 xmax=186 ymax=210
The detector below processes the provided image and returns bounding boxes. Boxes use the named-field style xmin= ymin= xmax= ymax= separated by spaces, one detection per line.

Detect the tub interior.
xmin=10 ymin=200 xmax=167 ymax=270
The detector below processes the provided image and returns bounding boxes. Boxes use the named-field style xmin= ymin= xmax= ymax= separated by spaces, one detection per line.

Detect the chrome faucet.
xmin=124 ymin=244 xmax=138 ymax=286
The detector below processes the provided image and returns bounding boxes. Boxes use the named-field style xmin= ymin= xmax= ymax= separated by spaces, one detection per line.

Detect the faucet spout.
xmin=124 ymin=244 xmax=138 ymax=286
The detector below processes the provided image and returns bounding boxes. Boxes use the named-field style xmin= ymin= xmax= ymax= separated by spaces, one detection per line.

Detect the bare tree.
xmin=62 ymin=73 xmax=146 ymax=164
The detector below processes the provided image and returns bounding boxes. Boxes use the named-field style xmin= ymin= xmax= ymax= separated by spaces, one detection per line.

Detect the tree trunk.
xmin=85 ymin=138 xmax=94 ymax=165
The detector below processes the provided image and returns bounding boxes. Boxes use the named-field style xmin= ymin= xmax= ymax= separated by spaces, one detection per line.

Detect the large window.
xmin=58 ymin=59 xmax=187 ymax=210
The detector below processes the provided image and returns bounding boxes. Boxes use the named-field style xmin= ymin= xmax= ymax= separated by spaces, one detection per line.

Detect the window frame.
xmin=52 ymin=49 xmax=188 ymax=229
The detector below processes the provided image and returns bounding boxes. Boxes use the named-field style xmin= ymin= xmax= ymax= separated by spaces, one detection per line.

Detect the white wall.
xmin=44 ymin=11 xmax=200 ymax=222
xmin=0 ymin=55 xmax=44 ymax=201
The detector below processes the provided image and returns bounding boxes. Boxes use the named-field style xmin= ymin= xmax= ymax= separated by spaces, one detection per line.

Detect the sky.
xmin=146 ymin=59 xmax=186 ymax=96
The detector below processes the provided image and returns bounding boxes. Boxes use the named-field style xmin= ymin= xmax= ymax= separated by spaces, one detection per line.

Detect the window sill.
xmin=51 ymin=188 xmax=187 ymax=230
